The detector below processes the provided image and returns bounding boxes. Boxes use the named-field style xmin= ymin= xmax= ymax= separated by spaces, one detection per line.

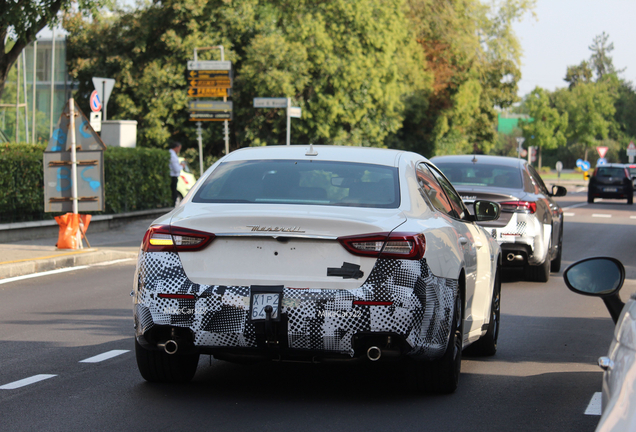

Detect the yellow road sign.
xmin=188 ymin=79 xmax=232 ymax=89
xmin=187 ymin=87 xmax=230 ymax=97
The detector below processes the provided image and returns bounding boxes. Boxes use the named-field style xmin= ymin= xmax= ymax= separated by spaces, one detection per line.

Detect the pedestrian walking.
xmin=169 ymin=142 xmax=184 ymax=206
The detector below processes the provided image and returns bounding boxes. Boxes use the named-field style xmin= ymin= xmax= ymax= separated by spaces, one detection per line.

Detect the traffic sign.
xmin=597 ymin=146 xmax=609 ymax=158
xmin=289 ymin=107 xmax=302 ymax=118
xmin=556 ymin=161 xmax=563 ymax=172
xmin=187 ymin=87 xmax=230 ymax=97
xmin=186 ymin=69 xmax=231 ymax=79
xmin=627 ymin=141 xmax=636 ymax=157
xmin=89 ymin=90 xmax=102 ymax=113
xmin=189 ymin=112 xmax=232 ymax=121
xmin=188 ymin=79 xmax=232 ymax=89
xmin=187 ymin=60 xmax=232 ymax=70
xmin=188 ymin=101 xmax=232 ymax=111
xmin=597 ymin=158 xmax=607 ymax=166
xmin=92 ymin=77 xmax=115 ymax=120
xmin=90 ymin=112 xmax=102 ymax=132
xmin=254 ymin=97 xmax=288 ymax=108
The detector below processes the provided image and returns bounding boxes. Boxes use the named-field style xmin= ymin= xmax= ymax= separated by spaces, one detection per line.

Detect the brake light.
xmin=338 ymin=232 xmax=426 ymax=260
xmin=141 ymin=225 xmax=214 ymax=252
xmin=500 ymin=201 xmax=537 ymax=213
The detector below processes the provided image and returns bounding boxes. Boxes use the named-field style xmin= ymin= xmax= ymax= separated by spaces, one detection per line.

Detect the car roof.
xmin=430 ymin=154 xmax=525 ymax=169
xmin=597 ymin=163 xmax=627 ymax=168
xmin=223 ymin=145 xmax=413 ymax=167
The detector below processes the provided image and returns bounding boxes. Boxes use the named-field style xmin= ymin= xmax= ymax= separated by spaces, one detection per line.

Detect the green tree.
xmin=65 ymin=0 xmax=426 ymax=154
xmin=392 ymin=0 xmax=534 ymax=156
xmin=519 ymin=87 xmax=567 ymax=168
xmin=0 ymin=0 xmax=104 ymax=100
xmin=589 ymin=32 xmax=622 ymax=79
xmin=564 ymin=61 xmax=592 ymax=89
xmin=553 ymin=80 xmax=616 ymax=160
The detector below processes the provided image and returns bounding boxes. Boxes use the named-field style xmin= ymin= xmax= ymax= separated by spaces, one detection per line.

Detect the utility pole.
xmin=49 ymin=28 xmax=56 ymax=139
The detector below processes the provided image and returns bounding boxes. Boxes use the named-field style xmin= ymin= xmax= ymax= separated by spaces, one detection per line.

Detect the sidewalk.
xmin=0 ymin=217 xmax=157 ymax=280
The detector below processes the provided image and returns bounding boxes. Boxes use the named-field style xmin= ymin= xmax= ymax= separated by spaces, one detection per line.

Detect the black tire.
xmin=407 ymin=291 xmax=463 ymax=394
xmin=550 ymin=242 xmax=562 ymax=273
xmin=628 ymin=196 xmax=633 ymax=205
xmin=551 ymin=223 xmax=563 ymax=273
xmin=587 ymin=194 xmax=594 ymax=204
xmin=135 ymin=339 xmax=199 ymax=383
xmin=466 ymin=268 xmax=500 ymax=357
xmin=526 ymin=254 xmax=550 ymax=283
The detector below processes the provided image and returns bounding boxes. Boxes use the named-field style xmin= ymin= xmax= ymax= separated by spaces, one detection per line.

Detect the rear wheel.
xmin=587 ymin=194 xmax=594 ymax=204
xmin=551 ymin=224 xmax=563 ymax=273
xmin=135 ymin=339 xmax=200 ymax=383
xmin=526 ymin=253 xmax=550 ymax=283
xmin=408 ymin=291 xmax=463 ymax=394
xmin=628 ymin=196 xmax=633 ymax=205
xmin=466 ymin=267 xmax=500 ymax=357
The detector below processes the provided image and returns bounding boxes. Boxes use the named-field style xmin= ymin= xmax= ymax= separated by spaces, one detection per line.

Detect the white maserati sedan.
xmin=132 ymin=145 xmax=502 ymax=393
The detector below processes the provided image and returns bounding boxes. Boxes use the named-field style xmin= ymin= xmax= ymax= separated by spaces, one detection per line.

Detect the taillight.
xmin=141 ymin=225 xmax=214 ymax=252
xmin=500 ymin=201 xmax=537 ymax=213
xmin=338 ymin=232 xmax=426 ymax=260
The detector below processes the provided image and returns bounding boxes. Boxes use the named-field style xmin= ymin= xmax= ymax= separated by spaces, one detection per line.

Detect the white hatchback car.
xmin=132 ymin=145 xmax=502 ymax=393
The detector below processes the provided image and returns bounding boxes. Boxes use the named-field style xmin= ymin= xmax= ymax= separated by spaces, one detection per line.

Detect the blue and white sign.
xmin=597 ymin=158 xmax=607 ymax=166
xmin=576 ymin=159 xmax=591 ymax=171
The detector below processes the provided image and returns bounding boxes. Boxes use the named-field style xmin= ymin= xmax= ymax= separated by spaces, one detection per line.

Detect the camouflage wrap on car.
xmin=133 ymin=251 xmax=458 ymax=358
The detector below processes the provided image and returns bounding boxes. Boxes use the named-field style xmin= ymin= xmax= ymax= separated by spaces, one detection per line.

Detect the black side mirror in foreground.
xmin=473 ymin=200 xmax=501 ymax=222
xmin=563 ymin=257 xmax=626 ymax=323
xmin=551 ymin=185 xmax=568 ymax=197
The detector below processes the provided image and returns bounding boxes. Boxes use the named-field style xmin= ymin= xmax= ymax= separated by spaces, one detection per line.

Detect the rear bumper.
xmin=484 ymin=212 xmax=547 ymax=265
xmin=589 ymin=185 xmax=633 ymax=198
xmin=133 ymin=252 xmax=459 ymax=360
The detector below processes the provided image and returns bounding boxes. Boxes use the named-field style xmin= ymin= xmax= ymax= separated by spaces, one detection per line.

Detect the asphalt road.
xmin=0 ymin=191 xmax=633 ymax=431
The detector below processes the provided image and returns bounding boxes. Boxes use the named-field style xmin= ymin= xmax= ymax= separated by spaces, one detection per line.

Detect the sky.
xmin=514 ymin=0 xmax=636 ymax=97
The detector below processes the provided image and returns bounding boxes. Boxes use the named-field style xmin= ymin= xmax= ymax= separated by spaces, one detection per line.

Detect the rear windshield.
xmin=192 ymin=160 xmax=400 ymax=208
xmin=597 ymin=167 xmax=626 ymax=177
xmin=434 ymin=163 xmax=523 ymax=189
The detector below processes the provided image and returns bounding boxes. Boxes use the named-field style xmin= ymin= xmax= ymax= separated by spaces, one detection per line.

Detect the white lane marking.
xmin=563 ymin=202 xmax=589 ymax=209
xmin=0 ymin=258 xmax=135 ymax=285
xmin=630 ymin=216 xmax=636 ymax=220
xmin=0 ymin=266 xmax=89 ymax=285
xmin=592 ymin=214 xmax=612 ymax=218
xmin=564 ymin=212 xmax=575 ymax=217
xmin=79 ymin=349 xmax=130 ymax=363
xmin=585 ymin=392 xmax=602 ymax=416
xmin=576 ymin=187 xmax=587 ymax=192
xmin=0 ymin=374 xmax=57 ymax=390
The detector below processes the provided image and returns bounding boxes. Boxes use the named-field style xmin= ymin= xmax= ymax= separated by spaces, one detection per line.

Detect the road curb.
xmin=0 ymin=249 xmax=138 ymax=280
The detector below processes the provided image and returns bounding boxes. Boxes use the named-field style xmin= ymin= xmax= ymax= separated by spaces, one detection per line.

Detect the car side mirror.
xmin=551 ymin=185 xmax=567 ymax=197
xmin=563 ymin=257 xmax=625 ymax=323
xmin=473 ymin=200 xmax=500 ymax=222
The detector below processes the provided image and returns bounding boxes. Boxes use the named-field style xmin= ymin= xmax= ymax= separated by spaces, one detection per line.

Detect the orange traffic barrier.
xmin=54 ymin=213 xmax=92 ymax=249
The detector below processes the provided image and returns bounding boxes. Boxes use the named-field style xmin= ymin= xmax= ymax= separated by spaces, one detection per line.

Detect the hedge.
xmin=0 ymin=143 xmax=172 ymax=223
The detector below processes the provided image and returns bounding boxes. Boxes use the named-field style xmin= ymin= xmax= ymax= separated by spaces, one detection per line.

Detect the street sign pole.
xmin=196 ymin=121 xmax=204 ymax=176
xmin=68 ymin=99 xmax=78 ymax=215
xmin=286 ymin=97 xmax=291 ymax=146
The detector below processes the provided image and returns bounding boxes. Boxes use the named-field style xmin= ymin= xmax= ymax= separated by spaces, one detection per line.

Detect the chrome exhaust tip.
xmin=158 ymin=340 xmax=178 ymax=355
xmin=507 ymin=253 xmax=515 ymax=261
xmin=367 ymin=346 xmax=381 ymax=361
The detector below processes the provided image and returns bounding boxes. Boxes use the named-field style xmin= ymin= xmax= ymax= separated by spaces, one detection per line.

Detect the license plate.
xmin=604 ymin=187 xmax=618 ymax=192
xmin=250 ymin=293 xmax=280 ymax=321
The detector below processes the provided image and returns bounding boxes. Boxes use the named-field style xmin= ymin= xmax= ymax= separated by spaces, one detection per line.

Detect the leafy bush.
xmin=0 ymin=144 xmax=172 ymax=223
xmin=0 ymin=143 xmax=48 ymax=223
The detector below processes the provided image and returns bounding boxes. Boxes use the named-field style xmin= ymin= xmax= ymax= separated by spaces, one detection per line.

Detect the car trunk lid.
xmin=168 ymin=203 xmax=407 ymax=289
